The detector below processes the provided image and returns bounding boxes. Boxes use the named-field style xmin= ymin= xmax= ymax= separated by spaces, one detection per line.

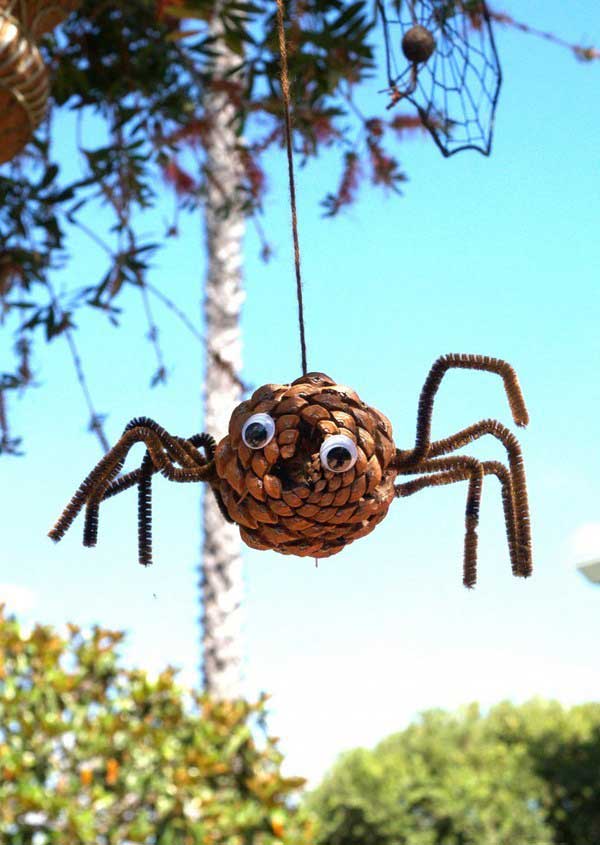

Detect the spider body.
xmin=401 ymin=25 xmax=436 ymax=63
xmin=49 ymin=354 xmax=533 ymax=587
xmin=214 ymin=373 xmax=397 ymax=558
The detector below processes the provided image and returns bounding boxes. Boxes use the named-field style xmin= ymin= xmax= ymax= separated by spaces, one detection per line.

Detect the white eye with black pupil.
xmin=320 ymin=434 xmax=358 ymax=473
xmin=242 ymin=413 xmax=276 ymax=449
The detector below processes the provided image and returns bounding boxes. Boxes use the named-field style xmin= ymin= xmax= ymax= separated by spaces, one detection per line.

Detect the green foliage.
xmin=485 ymin=700 xmax=600 ymax=845
xmin=306 ymin=701 xmax=600 ymax=845
xmin=0 ymin=607 xmax=313 ymax=843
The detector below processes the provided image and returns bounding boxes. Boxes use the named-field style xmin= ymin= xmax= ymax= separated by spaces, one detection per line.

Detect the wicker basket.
xmin=0 ymin=1 xmax=79 ymax=164
xmin=18 ymin=0 xmax=80 ymax=37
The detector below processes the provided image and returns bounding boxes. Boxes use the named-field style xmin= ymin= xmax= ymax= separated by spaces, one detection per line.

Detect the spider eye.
xmin=320 ymin=434 xmax=358 ymax=473
xmin=242 ymin=414 xmax=276 ymax=449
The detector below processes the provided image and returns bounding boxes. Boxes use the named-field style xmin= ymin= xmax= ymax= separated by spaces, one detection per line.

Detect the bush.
xmin=306 ymin=700 xmax=600 ymax=845
xmin=0 ymin=607 xmax=313 ymax=844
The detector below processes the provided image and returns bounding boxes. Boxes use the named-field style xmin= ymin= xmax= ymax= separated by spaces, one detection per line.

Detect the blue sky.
xmin=1 ymin=1 xmax=600 ymax=784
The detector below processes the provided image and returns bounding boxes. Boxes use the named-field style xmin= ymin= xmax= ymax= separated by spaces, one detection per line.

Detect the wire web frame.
xmin=377 ymin=0 xmax=502 ymax=157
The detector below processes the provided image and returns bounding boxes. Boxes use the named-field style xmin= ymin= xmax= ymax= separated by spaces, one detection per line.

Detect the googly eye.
xmin=242 ymin=413 xmax=276 ymax=450
xmin=320 ymin=434 xmax=358 ymax=473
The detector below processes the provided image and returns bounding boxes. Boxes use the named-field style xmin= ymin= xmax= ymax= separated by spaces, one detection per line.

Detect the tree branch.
xmin=490 ymin=9 xmax=600 ymax=61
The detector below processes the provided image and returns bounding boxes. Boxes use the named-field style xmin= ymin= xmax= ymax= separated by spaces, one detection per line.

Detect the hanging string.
xmin=275 ymin=0 xmax=308 ymax=375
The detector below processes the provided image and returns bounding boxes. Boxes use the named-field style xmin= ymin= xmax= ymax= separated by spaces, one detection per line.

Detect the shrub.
xmin=0 ymin=607 xmax=313 ymax=844
xmin=307 ymin=700 xmax=600 ymax=845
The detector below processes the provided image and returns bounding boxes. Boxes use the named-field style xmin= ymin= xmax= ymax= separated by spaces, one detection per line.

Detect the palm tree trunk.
xmin=200 ymin=35 xmax=245 ymax=699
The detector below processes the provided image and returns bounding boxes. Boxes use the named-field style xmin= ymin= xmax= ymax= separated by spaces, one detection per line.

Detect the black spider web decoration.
xmin=377 ymin=0 xmax=502 ymax=157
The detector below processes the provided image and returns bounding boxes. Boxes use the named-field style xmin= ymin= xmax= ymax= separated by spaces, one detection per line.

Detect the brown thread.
xmin=275 ymin=0 xmax=308 ymax=375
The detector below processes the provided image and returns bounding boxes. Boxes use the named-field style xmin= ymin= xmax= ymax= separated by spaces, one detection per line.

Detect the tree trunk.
xmin=200 ymin=33 xmax=245 ymax=699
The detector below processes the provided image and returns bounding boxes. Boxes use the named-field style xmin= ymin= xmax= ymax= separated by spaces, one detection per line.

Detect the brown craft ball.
xmin=401 ymin=25 xmax=436 ymax=63
xmin=214 ymin=373 xmax=397 ymax=558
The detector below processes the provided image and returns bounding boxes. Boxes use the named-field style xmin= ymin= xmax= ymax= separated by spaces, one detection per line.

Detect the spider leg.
xmin=426 ymin=419 xmax=532 ymax=576
xmin=393 ymin=354 xmax=532 ymax=581
xmin=88 ymin=450 xmax=154 ymax=564
xmin=95 ymin=429 xmax=232 ymax=555
xmin=82 ymin=443 xmax=133 ymax=548
xmin=100 ymin=440 xmax=190 ymax=504
xmin=49 ymin=423 xmax=215 ymax=547
xmin=186 ymin=433 xmax=234 ymax=524
xmin=49 ymin=428 xmax=151 ymax=543
xmin=102 ymin=467 xmax=147 ymax=500
xmin=483 ymin=460 xmax=520 ymax=578
xmin=101 ymin=458 xmax=233 ymax=525
xmin=79 ymin=421 xmax=152 ymax=546
xmin=83 ymin=428 xmax=215 ymax=551
xmin=133 ymin=434 xmax=218 ymax=566
xmin=395 ymin=455 xmax=484 ymax=587
xmin=76 ymin=427 xmax=173 ymax=549
xmin=101 ymin=429 xmax=218 ymax=502
xmin=398 ymin=354 xmax=529 ymax=467
xmin=123 ymin=418 xmax=209 ymax=472
xmin=137 ymin=451 xmax=154 ymax=566
xmin=396 ymin=453 xmax=530 ymax=585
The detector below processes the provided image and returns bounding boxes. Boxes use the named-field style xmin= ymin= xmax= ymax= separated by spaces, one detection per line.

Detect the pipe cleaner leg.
xmin=395 ymin=455 xmax=485 ymax=587
xmin=400 ymin=354 xmax=529 ymax=466
xmin=427 ymin=419 xmax=532 ymax=576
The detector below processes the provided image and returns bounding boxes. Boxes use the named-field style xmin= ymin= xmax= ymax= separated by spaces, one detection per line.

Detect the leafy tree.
xmin=1 ymin=0 xmax=597 ymax=693
xmin=486 ymin=700 xmax=600 ymax=845
xmin=306 ymin=701 xmax=600 ymax=845
xmin=0 ymin=605 xmax=313 ymax=844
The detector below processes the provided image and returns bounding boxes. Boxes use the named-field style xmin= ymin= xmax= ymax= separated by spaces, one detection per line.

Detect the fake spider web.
xmin=378 ymin=0 xmax=502 ymax=156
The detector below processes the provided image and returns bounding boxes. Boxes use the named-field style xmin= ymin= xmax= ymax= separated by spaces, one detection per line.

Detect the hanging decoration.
xmin=0 ymin=0 xmax=80 ymax=164
xmin=48 ymin=0 xmax=533 ymax=588
xmin=48 ymin=354 xmax=532 ymax=587
xmin=377 ymin=0 xmax=502 ymax=156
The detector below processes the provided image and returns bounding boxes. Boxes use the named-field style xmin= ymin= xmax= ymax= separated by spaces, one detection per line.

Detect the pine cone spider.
xmin=49 ymin=354 xmax=532 ymax=587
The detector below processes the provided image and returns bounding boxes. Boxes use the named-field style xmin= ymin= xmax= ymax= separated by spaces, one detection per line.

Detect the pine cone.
xmin=214 ymin=373 xmax=397 ymax=558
